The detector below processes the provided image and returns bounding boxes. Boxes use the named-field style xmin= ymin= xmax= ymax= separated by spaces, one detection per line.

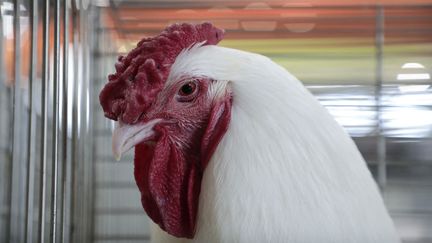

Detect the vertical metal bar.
xmin=69 ymin=7 xmax=79 ymax=242
xmin=83 ymin=8 xmax=95 ymax=241
xmin=0 ymin=2 xmax=11 ymax=240
xmin=8 ymin=1 xmax=17 ymax=241
xmin=51 ymin=0 xmax=61 ymax=241
xmin=375 ymin=5 xmax=386 ymax=188
xmin=39 ymin=0 xmax=50 ymax=241
xmin=60 ymin=1 xmax=69 ymax=242
xmin=0 ymin=3 xmax=5 ymax=240
xmin=80 ymin=7 xmax=88 ymax=242
xmin=88 ymin=11 xmax=96 ymax=242
xmin=9 ymin=0 xmax=18 ymax=240
xmin=77 ymin=6 xmax=85 ymax=241
xmin=10 ymin=0 xmax=24 ymax=241
xmin=25 ymin=0 xmax=38 ymax=242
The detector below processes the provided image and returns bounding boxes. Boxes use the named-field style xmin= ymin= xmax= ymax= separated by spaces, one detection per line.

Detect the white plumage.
xmin=150 ymin=44 xmax=400 ymax=243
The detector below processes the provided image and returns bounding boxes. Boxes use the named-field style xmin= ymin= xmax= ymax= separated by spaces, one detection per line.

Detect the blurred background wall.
xmin=0 ymin=0 xmax=431 ymax=243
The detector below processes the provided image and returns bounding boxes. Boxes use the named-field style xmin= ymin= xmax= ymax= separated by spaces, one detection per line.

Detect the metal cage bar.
xmin=38 ymin=0 xmax=50 ymax=241
xmin=50 ymin=0 xmax=60 ymax=240
xmin=25 ymin=0 xmax=38 ymax=242
xmin=1 ymin=0 xmax=95 ymax=242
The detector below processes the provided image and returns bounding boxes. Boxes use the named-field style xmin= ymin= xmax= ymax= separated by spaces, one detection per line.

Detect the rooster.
xmin=99 ymin=23 xmax=400 ymax=243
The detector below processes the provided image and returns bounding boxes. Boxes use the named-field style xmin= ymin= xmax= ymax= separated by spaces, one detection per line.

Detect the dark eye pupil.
xmin=180 ymin=83 xmax=195 ymax=95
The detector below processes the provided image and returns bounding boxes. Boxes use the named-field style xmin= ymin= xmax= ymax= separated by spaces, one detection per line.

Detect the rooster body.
xmin=149 ymin=45 xmax=400 ymax=243
xmin=99 ymin=23 xmax=399 ymax=243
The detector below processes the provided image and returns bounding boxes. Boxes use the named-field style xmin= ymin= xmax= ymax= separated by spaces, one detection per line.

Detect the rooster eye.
xmin=177 ymin=81 xmax=198 ymax=102
xmin=179 ymin=82 xmax=196 ymax=96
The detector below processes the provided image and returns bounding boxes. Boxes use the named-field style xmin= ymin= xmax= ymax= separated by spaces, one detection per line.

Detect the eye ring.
xmin=176 ymin=80 xmax=199 ymax=102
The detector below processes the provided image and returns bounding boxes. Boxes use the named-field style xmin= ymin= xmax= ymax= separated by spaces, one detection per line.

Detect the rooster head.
xmin=99 ymin=23 xmax=231 ymax=238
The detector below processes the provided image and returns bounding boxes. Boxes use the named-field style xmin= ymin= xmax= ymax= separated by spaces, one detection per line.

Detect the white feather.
xmin=151 ymin=45 xmax=400 ymax=243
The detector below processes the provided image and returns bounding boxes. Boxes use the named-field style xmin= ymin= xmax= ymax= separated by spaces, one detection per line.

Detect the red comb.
xmin=99 ymin=23 xmax=224 ymax=124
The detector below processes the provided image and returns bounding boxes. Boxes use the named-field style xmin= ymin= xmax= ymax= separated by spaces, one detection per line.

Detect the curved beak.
xmin=112 ymin=119 xmax=161 ymax=161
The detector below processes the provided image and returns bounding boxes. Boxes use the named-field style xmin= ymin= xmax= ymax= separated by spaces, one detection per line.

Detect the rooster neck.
xmin=151 ymin=45 xmax=399 ymax=243
xmin=193 ymin=108 xmax=397 ymax=243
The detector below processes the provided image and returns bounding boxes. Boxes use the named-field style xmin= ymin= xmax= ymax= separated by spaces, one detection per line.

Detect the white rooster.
xmin=99 ymin=23 xmax=400 ymax=243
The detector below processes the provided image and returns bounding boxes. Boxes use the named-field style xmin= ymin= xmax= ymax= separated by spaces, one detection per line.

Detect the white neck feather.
xmin=152 ymin=45 xmax=400 ymax=243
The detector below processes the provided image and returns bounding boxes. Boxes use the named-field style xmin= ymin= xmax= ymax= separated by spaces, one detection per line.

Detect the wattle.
xmin=133 ymin=95 xmax=232 ymax=238
xmin=134 ymin=130 xmax=202 ymax=238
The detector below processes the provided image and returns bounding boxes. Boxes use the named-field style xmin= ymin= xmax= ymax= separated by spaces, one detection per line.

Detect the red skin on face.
xmin=134 ymin=78 xmax=232 ymax=238
xmin=99 ymin=23 xmax=228 ymax=238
